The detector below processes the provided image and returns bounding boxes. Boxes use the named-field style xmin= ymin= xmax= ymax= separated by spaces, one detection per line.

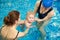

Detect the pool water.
xmin=0 ymin=0 xmax=60 ymax=40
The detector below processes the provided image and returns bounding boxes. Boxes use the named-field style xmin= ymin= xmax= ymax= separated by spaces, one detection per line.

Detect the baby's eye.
xmin=30 ymin=17 xmax=31 ymax=18
xmin=32 ymin=18 xmax=34 ymax=19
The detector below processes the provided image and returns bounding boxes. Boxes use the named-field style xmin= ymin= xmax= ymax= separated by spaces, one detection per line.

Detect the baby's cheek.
xmin=32 ymin=19 xmax=34 ymax=21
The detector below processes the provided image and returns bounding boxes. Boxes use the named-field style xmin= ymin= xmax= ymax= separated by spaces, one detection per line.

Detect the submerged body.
xmin=33 ymin=0 xmax=54 ymax=38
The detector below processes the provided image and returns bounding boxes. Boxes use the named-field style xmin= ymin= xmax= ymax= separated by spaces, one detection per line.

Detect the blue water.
xmin=0 ymin=0 xmax=60 ymax=40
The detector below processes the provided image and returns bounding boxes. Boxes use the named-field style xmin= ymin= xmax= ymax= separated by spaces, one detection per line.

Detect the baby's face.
xmin=27 ymin=14 xmax=35 ymax=23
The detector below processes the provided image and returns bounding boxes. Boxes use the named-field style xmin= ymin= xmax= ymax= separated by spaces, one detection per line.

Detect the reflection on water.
xmin=0 ymin=0 xmax=60 ymax=40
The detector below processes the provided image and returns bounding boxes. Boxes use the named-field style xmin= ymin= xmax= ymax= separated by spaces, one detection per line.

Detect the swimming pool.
xmin=0 ymin=0 xmax=60 ymax=40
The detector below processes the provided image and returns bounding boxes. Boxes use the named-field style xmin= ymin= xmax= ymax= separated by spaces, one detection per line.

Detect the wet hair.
xmin=4 ymin=10 xmax=20 ymax=26
xmin=26 ymin=11 xmax=34 ymax=18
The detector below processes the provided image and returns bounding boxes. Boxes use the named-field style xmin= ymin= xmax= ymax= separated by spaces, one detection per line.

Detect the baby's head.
xmin=26 ymin=11 xmax=35 ymax=23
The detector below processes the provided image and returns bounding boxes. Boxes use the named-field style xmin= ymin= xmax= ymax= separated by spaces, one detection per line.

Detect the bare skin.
xmin=1 ymin=17 xmax=30 ymax=40
xmin=18 ymin=12 xmax=35 ymax=30
xmin=32 ymin=0 xmax=54 ymax=39
xmin=24 ymin=12 xmax=35 ymax=28
xmin=33 ymin=0 xmax=54 ymax=21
